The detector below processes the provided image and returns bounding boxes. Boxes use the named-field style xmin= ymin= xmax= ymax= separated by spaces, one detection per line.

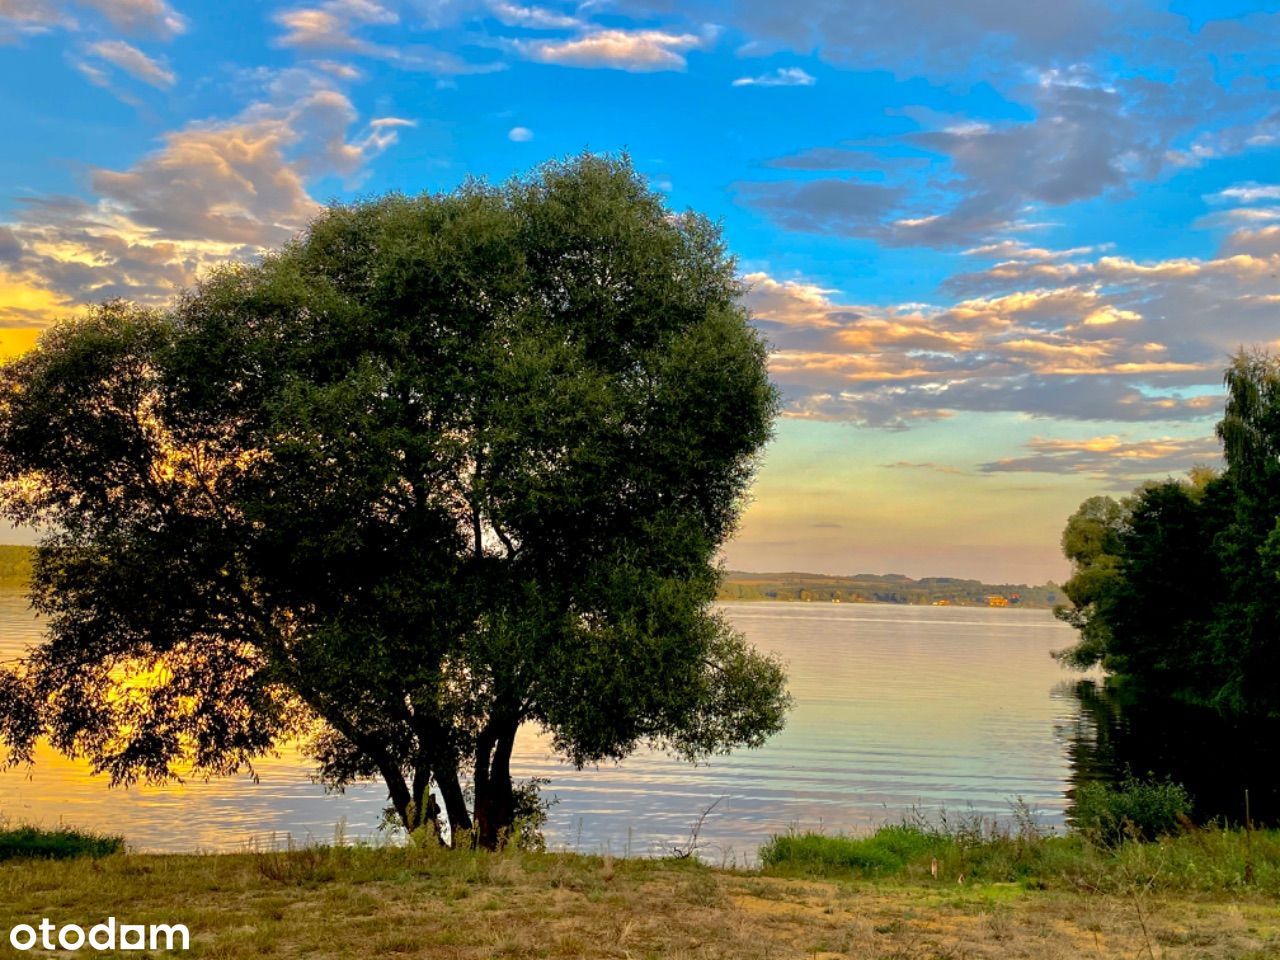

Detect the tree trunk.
xmin=472 ymin=715 xmax=519 ymax=850
xmin=435 ymin=765 xmax=472 ymax=841
xmin=409 ymin=760 xmax=449 ymax=842
xmin=382 ymin=763 xmax=415 ymax=834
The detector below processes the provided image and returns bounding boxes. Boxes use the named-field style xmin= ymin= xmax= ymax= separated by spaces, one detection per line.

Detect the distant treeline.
xmin=0 ymin=543 xmax=1058 ymax=608
xmin=0 ymin=544 xmax=31 ymax=587
xmin=718 ymin=571 xmax=1060 ymax=607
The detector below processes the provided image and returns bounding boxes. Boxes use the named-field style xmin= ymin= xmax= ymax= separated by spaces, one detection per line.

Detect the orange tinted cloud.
xmin=744 ymin=263 xmax=1239 ymax=426
xmin=0 ymin=69 xmax=411 ymax=334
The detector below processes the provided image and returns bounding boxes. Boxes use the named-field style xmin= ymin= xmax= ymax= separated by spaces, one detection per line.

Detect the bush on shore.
xmin=1072 ymin=772 xmax=1193 ymax=845
xmin=0 ymin=823 xmax=124 ymax=862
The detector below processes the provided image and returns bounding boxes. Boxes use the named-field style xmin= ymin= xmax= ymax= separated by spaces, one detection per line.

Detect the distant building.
xmin=985 ymin=595 xmax=1009 ymax=607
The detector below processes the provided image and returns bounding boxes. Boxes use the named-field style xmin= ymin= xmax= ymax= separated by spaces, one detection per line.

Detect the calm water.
xmin=1 ymin=592 xmax=1098 ymax=856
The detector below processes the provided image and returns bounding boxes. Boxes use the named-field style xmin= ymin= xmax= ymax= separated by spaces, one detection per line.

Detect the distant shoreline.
xmin=0 ymin=546 xmax=1063 ymax=609
xmin=715 ymin=596 xmax=1059 ymax=610
xmin=717 ymin=570 xmax=1061 ymax=609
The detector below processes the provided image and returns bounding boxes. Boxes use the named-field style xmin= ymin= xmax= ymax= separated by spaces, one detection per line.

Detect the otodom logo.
xmin=7 ymin=917 xmax=189 ymax=952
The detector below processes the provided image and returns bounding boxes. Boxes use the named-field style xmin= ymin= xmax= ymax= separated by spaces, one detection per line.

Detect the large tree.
xmin=0 ymin=155 xmax=790 ymax=848
xmin=1054 ymin=350 xmax=1280 ymax=716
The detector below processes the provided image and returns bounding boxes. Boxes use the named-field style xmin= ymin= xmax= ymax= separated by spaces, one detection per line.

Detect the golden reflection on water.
xmin=0 ymin=589 xmax=1088 ymax=857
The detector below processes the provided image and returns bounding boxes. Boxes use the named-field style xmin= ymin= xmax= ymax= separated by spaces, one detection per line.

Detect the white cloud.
xmin=1211 ymin=182 xmax=1280 ymax=204
xmin=83 ymin=39 xmax=176 ymax=88
xmin=507 ymin=125 xmax=533 ymax=142
xmin=488 ymin=1 xmax=580 ymax=29
xmin=77 ymin=0 xmax=186 ymax=38
xmin=516 ymin=28 xmax=708 ymax=71
xmin=962 ymin=240 xmax=1112 ymax=260
xmin=732 ymin=67 xmax=815 ymax=87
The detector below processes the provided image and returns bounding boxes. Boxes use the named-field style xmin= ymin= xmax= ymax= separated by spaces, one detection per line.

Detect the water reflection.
xmin=3 ymin=589 xmax=1154 ymax=854
xmin=1062 ymin=679 xmax=1280 ymax=828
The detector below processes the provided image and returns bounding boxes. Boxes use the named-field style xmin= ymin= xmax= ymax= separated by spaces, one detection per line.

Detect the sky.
xmin=2 ymin=1 xmax=1280 ymax=583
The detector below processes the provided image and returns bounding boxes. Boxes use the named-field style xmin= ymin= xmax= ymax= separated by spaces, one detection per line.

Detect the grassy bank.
xmin=0 ymin=833 xmax=1276 ymax=958
xmin=0 ymin=824 xmax=122 ymax=862
xmin=762 ymin=823 xmax=1280 ymax=895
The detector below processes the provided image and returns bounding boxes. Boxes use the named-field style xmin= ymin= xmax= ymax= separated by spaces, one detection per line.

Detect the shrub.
xmin=1072 ymin=773 xmax=1192 ymax=844
xmin=0 ymin=824 xmax=123 ymax=861
xmin=759 ymin=825 xmax=939 ymax=875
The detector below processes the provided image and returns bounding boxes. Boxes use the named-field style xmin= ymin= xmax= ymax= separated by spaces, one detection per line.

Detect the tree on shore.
xmin=1054 ymin=350 xmax=1280 ymax=716
xmin=0 ymin=155 xmax=791 ymax=848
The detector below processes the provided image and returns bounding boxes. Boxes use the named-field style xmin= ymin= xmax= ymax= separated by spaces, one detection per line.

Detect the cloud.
xmin=1224 ymin=226 xmax=1280 ymax=257
xmin=722 ymin=0 xmax=1123 ymax=77
xmin=313 ymin=59 xmax=364 ymax=80
xmin=1211 ymin=182 xmax=1280 ymax=204
xmin=273 ymin=0 xmax=503 ymax=73
xmin=0 ymin=269 xmax=73 ymax=327
xmin=80 ymin=39 xmax=176 ymax=89
xmin=728 ymin=7 xmax=1280 ymax=254
xmin=741 ymin=68 xmax=1216 ymax=249
xmin=1164 ymin=112 xmax=1280 ymax=169
xmin=85 ymin=90 xmax=411 ymax=245
xmin=962 ymin=240 xmax=1113 ymax=261
xmin=980 ymin=435 xmax=1222 ymax=482
xmin=732 ymin=67 xmax=815 ymax=87
xmin=3 ymin=0 xmax=185 ymax=43
xmin=0 ymin=227 xmax=21 ymax=263
xmin=508 ymin=125 xmax=533 ymax=141
xmin=614 ymin=0 xmax=1142 ymax=91
xmin=906 ymin=76 xmax=1157 ymax=210
xmin=744 ymin=273 xmax=852 ymax=330
xmin=942 ymin=251 xmax=1280 ymax=295
xmin=0 ymin=0 xmax=74 ymax=41
xmin=0 ymin=71 xmax=411 ymax=320
xmin=737 ymin=178 xmax=905 ymax=237
xmin=76 ymin=0 xmax=187 ymax=38
xmin=516 ymin=27 xmax=708 ymax=71
xmin=274 ymin=0 xmax=399 ymax=52
xmin=488 ymin=1 xmax=580 ymax=29
xmin=742 ymin=262 xmax=1252 ymax=428
xmin=765 ymin=147 xmax=924 ymax=172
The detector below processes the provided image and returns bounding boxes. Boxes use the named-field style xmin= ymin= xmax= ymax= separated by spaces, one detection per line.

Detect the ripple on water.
xmin=0 ymin=592 xmax=1089 ymax=854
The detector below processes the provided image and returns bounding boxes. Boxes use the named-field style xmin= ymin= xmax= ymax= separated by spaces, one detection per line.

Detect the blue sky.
xmin=3 ymin=0 xmax=1280 ymax=582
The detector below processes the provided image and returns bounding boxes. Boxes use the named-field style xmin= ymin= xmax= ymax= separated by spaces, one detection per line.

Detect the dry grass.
xmin=0 ymin=844 xmax=1275 ymax=958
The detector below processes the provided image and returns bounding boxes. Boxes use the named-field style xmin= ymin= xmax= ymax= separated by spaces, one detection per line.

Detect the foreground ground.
xmin=0 ymin=843 xmax=1276 ymax=959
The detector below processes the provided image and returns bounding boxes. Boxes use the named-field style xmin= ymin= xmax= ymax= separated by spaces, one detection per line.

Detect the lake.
xmin=1 ymin=591 xmax=1106 ymax=856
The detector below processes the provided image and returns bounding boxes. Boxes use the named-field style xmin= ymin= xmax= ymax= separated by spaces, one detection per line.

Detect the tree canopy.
xmin=0 ymin=154 xmax=791 ymax=847
xmin=1055 ymin=350 xmax=1280 ymax=716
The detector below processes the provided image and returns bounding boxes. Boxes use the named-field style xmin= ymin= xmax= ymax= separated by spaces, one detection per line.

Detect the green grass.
xmin=0 ymin=838 xmax=1275 ymax=958
xmin=760 ymin=821 xmax=1280 ymax=895
xmin=759 ymin=824 xmax=938 ymax=874
xmin=0 ymin=824 xmax=124 ymax=862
